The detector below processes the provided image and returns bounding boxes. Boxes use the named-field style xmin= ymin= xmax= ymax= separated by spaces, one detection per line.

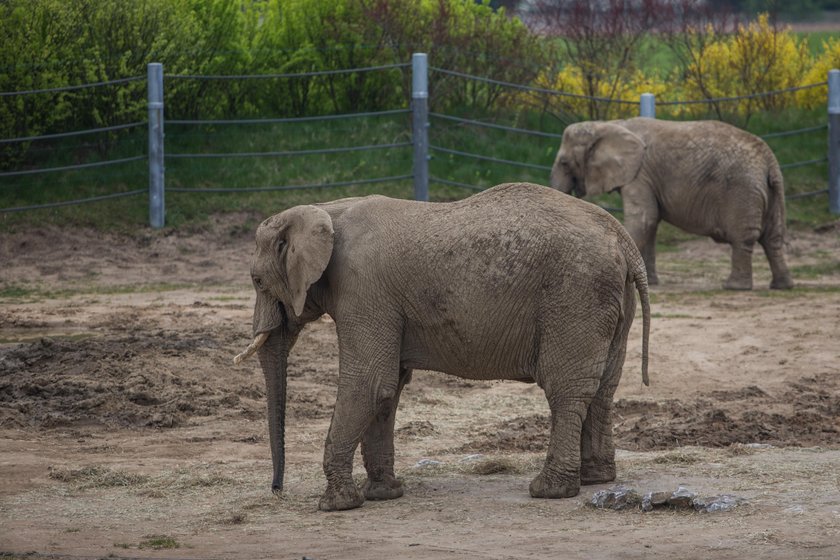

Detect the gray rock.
xmin=590 ymin=485 xmax=642 ymax=510
xmin=693 ymin=494 xmax=744 ymax=513
xmin=413 ymin=458 xmax=443 ymax=468
xmin=667 ymin=485 xmax=696 ymax=509
xmin=641 ymin=490 xmax=671 ymax=512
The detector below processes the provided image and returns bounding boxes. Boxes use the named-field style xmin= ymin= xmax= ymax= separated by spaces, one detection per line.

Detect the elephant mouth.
xmin=233 ymin=331 xmax=270 ymax=364
xmin=572 ymin=178 xmax=586 ymax=197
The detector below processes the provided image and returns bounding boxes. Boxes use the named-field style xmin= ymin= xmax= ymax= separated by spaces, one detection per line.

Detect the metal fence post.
xmin=640 ymin=93 xmax=656 ymax=118
xmin=412 ymin=53 xmax=429 ymax=202
xmin=829 ymin=69 xmax=840 ymax=215
xmin=148 ymin=63 xmax=165 ymax=228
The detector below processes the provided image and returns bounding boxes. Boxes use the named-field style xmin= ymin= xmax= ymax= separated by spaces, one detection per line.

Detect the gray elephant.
xmin=234 ymin=182 xmax=650 ymax=511
xmin=550 ymin=118 xmax=794 ymax=290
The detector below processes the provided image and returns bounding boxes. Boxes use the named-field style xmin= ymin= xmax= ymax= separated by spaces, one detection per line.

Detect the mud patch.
xmin=456 ymin=374 xmax=840 ymax=453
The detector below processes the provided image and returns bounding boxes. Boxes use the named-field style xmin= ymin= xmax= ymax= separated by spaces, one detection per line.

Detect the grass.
xmin=0 ymin=281 xmax=198 ymax=301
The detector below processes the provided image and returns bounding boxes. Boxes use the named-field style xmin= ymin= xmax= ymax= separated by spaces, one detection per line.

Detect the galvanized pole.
xmin=828 ymin=69 xmax=840 ymax=215
xmin=640 ymin=93 xmax=656 ymax=119
xmin=412 ymin=53 xmax=429 ymax=202
xmin=148 ymin=63 xmax=165 ymax=228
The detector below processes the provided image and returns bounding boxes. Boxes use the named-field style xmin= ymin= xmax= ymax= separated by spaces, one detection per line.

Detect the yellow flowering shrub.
xmin=797 ymin=38 xmax=838 ymax=109
xmin=681 ymin=15 xmax=811 ymax=117
xmin=519 ymin=66 xmax=669 ymax=121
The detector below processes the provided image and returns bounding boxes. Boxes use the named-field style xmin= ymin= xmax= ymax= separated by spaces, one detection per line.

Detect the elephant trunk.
xmin=550 ymin=162 xmax=577 ymax=195
xmin=257 ymin=331 xmax=289 ymax=494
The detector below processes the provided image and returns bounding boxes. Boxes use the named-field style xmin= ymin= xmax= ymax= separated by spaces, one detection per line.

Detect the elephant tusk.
xmin=233 ymin=332 xmax=270 ymax=365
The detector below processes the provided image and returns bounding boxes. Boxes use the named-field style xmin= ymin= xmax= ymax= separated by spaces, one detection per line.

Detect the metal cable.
xmin=431 ymin=67 xmax=639 ymax=105
xmin=786 ymin=188 xmax=829 ymax=200
xmin=658 ymin=82 xmax=827 ymax=106
xmin=0 ymin=122 xmax=146 ymax=144
xmin=760 ymin=124 xmax=827 ymax=139
xmin=168 ymin=174 xmax=412 ymax=193
xmin=0 ymin=189 xmax=145 ymax=213
xmin=430 ymin=112 xmax=564 ymax=139
xmin=167 ymin=62 xmax=410 ymax=80
xmin=431 ymin=145 xmax=552 ymax=171
xmin=779 ymin=157 xmax=828 ymax=170
xmin=0 ymin=76 xmax=145 ymax=97
xmin=167 ymin=109 xmax=409 ymax=126
xmin=430 ymin=175 xmax=484 ymax=191
xmin=0 ymin=155 xmax=146 ymax=178
xmin=166 ymin=141 xmax=411 ymax=160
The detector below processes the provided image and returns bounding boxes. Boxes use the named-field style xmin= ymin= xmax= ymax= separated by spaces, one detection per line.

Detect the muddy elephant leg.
xmin=530 ymin=349 xmax=607 ymax=499
xmin=530 ymin=397 xmax=590 ymax=499
xmin=361 ymin=368 xmax=412 ymax=501
xmin=724 ymin=238 xmax=756 ymax=290
xmin=580 ymin=291 xmax=633 ymax=485
xmin=760 ymin=237 xmax=794 ymax=290
xmin=319 ymin=338 xmax=401 ymax=511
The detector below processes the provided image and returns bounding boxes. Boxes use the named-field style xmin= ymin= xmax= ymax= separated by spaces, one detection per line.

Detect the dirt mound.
xmin=616 ymin=373 xmax=840 ymax=450
xmin=0 ymin=335 xmax=258 ymax=429
xmin=0 ymin=319 xmax=340 ymax=430
xmin=455 ymin=374 xmax=840 ymax=453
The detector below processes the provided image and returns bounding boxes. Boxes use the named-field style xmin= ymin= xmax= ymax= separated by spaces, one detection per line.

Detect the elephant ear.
xmin=584 ymin=122 xmax=646 ymax=196
xmin=285 ymin=206 xmax=334 ymax=317
xmin=263 ymin=205 xmax=334 ymax=318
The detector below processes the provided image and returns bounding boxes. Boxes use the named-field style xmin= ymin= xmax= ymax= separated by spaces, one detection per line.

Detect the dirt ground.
xmin=1 ymin=213 xmax=840 ymax=559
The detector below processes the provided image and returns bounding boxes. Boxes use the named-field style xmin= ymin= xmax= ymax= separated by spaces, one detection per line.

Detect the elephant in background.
xmin=550 ymin=117 xmax=794 ymax=290
xmin=234 ymin=182 xmax=651 ymax=511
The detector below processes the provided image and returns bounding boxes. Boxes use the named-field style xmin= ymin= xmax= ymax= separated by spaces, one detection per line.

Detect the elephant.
xmin=550 ymin=117 xmax=794 ymax=290
xmin=233 ymin=182 xmax=650 ymax=511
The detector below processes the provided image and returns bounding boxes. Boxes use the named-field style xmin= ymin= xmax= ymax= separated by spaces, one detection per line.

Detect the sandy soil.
xmin=1 ymin=213 xmax=839 ymax=559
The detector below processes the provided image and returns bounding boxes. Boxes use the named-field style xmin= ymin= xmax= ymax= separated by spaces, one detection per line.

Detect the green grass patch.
xmin=790 ymin=260 xmax=840 ymax=278
xmin=0 ymin=281 xmax=198 ymax=301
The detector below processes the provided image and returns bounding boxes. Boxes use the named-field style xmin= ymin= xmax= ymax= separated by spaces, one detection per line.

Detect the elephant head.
xmin=234 ymin=205 xmax=334 ymax=494
xmin=550 ymin=121 xmax=646 ymax=197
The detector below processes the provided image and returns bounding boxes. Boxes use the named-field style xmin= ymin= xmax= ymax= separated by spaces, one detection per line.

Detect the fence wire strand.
xmin=430 ymin=112 xmax=564 ymax=139
xmin=169 ymin=174 xmax=413 ymax=194
xmin=0 ymin=76 xmax=145 ymax=97
xmin=431 ymin=145 xmax=552 ymax=171
xmin=167 ymin=142 xmax=411 ymax=160
xmin=0 ymin=189 xmax=145 ymax=213
xmin=167 ymin=109 xmax=409 ymax=126
xmin=431 ymin=67 xmax=640 ymax=105
xmin=0 ymin=155 xmax=145 ymax=178
xmin=0 ymin=121 xmax=146 ymax=144
xmin=167 ymin=62 xmax=410 ymax=81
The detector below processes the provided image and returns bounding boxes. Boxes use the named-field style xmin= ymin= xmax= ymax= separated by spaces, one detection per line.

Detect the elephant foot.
xmin=529 ymin=470 xmax=580 ymax=499
xmin=318 ymin=481 xmax=365 ymax=511
xmin=723 ymin=277 xmax=752 ymax=291
xmin=363 ymin=476 xmax=404 ymax=501
xmin=580 ymin=461 xmax=616 ymax=486
xmin=770 ymin=276 xmax=794 ymax=290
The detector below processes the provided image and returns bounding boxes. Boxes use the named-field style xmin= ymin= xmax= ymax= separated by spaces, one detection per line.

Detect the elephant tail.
xmin=763 ymin=157 xmax=788 ymax=246
xmin=620 ymin=233 xmax=650 ymax=386
xmin=635 ymin=259 xmax=651 ymax=387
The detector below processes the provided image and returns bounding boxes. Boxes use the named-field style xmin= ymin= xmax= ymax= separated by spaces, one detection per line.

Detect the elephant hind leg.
xmin=361 ymin=368 xmax=411 ymax=501
xmin=759 ymin=236 xmax=794 ymax=290
xmin=530 ymin=346 xmax=611 ymax=499
xmin=724 ymin=235 xmax=759 ymax=290
xmin=580 ymin=285 xmax=634 ymax=485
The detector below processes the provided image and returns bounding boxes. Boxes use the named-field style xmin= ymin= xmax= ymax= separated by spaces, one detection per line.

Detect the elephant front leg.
xmin=361 ymin=368 xmax=411 ymax=501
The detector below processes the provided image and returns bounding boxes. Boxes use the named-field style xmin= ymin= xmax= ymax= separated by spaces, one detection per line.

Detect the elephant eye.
xmin=253 ymin=276 xmax=264 ymax=290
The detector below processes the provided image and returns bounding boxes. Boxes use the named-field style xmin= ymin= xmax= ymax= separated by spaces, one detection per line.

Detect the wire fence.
xmin=1 ymin=57 xmax=837 ymax=220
